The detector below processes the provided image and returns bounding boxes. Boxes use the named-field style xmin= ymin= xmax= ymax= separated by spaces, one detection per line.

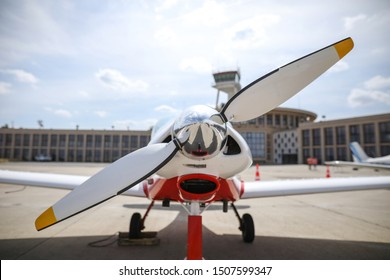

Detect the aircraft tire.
xmin=242 ymin=213 xmax=255 ymax=243
xmin=129 ymin=212 xmax=142 ymax=239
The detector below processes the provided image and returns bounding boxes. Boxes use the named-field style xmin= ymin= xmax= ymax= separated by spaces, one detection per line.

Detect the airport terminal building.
xmin=1 ymin=112 xmax=389 ymax=165
xmin=1 ymin=70 xmax=389 ymax=164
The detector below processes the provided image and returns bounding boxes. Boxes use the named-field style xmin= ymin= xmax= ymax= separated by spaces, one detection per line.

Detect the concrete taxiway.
xmin=0 ymin=162 xmax=389 ymax=259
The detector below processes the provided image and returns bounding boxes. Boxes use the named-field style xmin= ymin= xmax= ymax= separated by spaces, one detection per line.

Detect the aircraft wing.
xmin=241 ymin=176 xmax=390 ymax=199
xmin=0 ymin=170 xmax=147 ymax=197
xmin=325 ymin=161 xmax=390 ymax=171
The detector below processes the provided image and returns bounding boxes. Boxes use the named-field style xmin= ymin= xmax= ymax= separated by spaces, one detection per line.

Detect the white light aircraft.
xmin=326 ymin=142 xmax=390 ymax=171
xmin=1 ymin=38 xmax=390 ymax=260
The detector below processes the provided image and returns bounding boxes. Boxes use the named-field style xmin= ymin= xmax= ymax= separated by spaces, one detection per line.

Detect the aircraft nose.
xmin=183 ymin=123 xmax=218 ymax=158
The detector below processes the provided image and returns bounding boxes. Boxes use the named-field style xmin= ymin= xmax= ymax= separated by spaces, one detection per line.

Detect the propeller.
xmin=35 ymin=137 xmax=187 ymax=230
xmin=220 ymin=37 xmax=354 ymax=122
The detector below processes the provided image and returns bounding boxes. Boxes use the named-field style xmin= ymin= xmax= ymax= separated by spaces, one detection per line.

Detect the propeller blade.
xmin=220 ymin=37 xmax=354 ymax=122
xmin=35 ymin=140 xmax=182 ymax=230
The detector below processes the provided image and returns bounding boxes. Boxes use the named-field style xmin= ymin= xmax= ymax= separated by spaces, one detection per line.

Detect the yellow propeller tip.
xmin=334 ymin=37 xmax=354 ymax=59
xmin=35 ymin=207 xmax=57 ymax=231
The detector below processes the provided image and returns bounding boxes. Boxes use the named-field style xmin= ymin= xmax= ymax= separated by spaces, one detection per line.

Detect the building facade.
xmin=1 ymin=112 xmax=389 ymax=164
xmin=0 ymin=128 xmax=151 ymax=162
xmin=232 ymin=107 xmax=316 ymax=163
xmin=297 ymin=113 xmax=390 ymax=164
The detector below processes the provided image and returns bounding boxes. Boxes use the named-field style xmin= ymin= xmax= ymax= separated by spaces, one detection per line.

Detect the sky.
xmin=0 ymin=0 xmax=389 ymax=130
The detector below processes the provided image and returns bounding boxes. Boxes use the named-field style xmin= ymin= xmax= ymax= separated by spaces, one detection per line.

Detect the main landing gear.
xmin=230 ymin=202 xmax=255 ymax=243
xmin=129 ymin=199 xmax=255 ymax=245
xmin=129 ymin=200 xmax=155 ymax=239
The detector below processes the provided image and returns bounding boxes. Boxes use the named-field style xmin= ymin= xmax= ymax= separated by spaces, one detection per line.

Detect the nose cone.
xmin=183 ymin=122 xmax=219 ymax=157
xmin=173 ymin=105 xmax=227 ymax=160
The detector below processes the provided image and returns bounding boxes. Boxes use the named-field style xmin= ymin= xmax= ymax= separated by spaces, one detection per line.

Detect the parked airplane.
xmin=1 ymin=37 xmax=389 ymax=259
xmin=326 ymin=142 xmax=390 ymax=171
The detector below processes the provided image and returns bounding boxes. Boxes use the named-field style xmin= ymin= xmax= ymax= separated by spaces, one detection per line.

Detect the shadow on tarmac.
xmin=1 ymin=208 xmax=390 ymax=260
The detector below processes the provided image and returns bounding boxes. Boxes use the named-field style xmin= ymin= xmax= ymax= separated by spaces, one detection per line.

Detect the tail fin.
xmin=349 ymin=142 xmax=369 ymax=162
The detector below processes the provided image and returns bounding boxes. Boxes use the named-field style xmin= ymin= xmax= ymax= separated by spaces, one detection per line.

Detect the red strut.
xmin=187 ymin=215 xmax=202 ymax=260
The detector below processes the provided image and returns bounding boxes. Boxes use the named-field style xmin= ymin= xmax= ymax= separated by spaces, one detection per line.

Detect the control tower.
xmin=212 ymin=69 xmax=241 ymax=110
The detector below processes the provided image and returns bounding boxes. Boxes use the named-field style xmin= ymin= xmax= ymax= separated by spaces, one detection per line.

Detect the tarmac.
xmin=0 ymin=162 xmax=389 ymax=260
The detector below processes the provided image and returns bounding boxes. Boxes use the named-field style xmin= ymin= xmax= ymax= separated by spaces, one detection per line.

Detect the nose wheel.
xmin=231 ymin=203 xmax=255 ymax=243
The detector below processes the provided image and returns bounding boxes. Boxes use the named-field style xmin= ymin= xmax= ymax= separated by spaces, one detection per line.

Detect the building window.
xmin=324 ymin=127 xmax=333 ymax=145
xmin=379 ymin=122 xmax=390 ymax=143
xmin=41 ymin=134 xmax=48 ymax=147
xmin=112 ymin=150 xmax=120 ymax=161
xmin=363 ymin=145 xmax=376 ymax=157
xmin=86 ymin=135 xmax=93 ymax=148
xmin=23 ymin=134 xmax=30 ymax=146
xmin=15 ymin=134 xmax=22 ymax=147
xmin=303 ymin=148 xmax=310 ymax=160
xmin=140 ymin=135 xmax=148 ymax=148
xmin=275 ymin=114 xmax=280 ymax=126
xmin=266 ymin=114 xmax=273 ymax=126
xmin=312 ymin=128 xmax=321 ymax=146
xmin=94 ymin=149 xmax=101 ymax=162
xmin=302 ymin=130 xmax=310 ymax=147
xmin=77 ymin=135 xmax=84 ymax=148
xmin=59 ymin=135 xmax=66 ymax=147
xmin=59 ymin=149 xmax=65 ymax=161
xmin=51 ymin=135 xmax=58 ymax=147
xmin=68 ymin=149 xmax=75 ymax=161
xmin=257 ymin=116 xmax=264 ymax=126
xmin=76 ymin=150 xmax=83 ymax=161
xmin=33 ymin=134 xmax=40 ymax=146
xmin=336 ymin=126 xmax=346 ymax=145
xmin=282 ymin=115 xmax=287 ymax=127
xmin=104 ymin=135 xmax=111 ymax=148
xmin=380 ymin=145 xmax=390 ymax=156
xmin=122 ymin=135 xmax=129 ymax=148
xmin=113 ymin=135 xmax=120 ymax=148
xmin=349 ymin=125 xmax=360 ymax=143
xmin=103 ymin=150 xmax=111 ymax=162
xmin=68 ymin=135 xmax=75 ymax=147
xmin=313 ymin=148 xmax=322 ymax=163
xmin=130 ymin=135 xmax=138 ymax=149
xmin=95 ymin=135 xmax=102 ymax=148
xmin=86 ymin=150 xmax=93 ymax=162
xmin=325 ymin=147 xmax=334 ymax=161
xmin=363 ymin=123 xmax=375 ymax=144
xmin=241 ymin=132 xmax=265 ymax=158
xmin=337 ymin=147 xmax=347 ymax=161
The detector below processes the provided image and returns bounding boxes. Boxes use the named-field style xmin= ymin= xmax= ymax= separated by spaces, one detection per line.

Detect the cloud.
xmin=54 ymin=109 xmax=73 ymax=118
xmin=343 ymin=14 xmax=367 ymax=31
xmin=348 ymin=89 xmax=390 ymax=107
xmin=1 ymin=69 xmax=39 ymax=85
xmin=154 ymin=26 xmax=179 ymax=46
xmin=45 ymin=107 xmax=73 ymax=118
xmin=364 ymin=75 xmax=390 ymax=90
xmin=0 ymin=82 xmax=12 ymax=95
xmin=227 ymin=14 xmax=281 ymax=50
xmin=113 ymin=118 xmax=157 ymax=130
xmin=154 ymin=105 xmax=180 ymax=114
xmin=94 ymin=110 xmax=108 ymax=118
xmin=179 ymin=57 xmax=212 ymax=74
xmin=95 ymin=69 xmax=149 ymax=92
xmin=348 ymin=75 xmax=390 ymax=107
xmin=181 ymin=1 xmax=227 ymax=27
